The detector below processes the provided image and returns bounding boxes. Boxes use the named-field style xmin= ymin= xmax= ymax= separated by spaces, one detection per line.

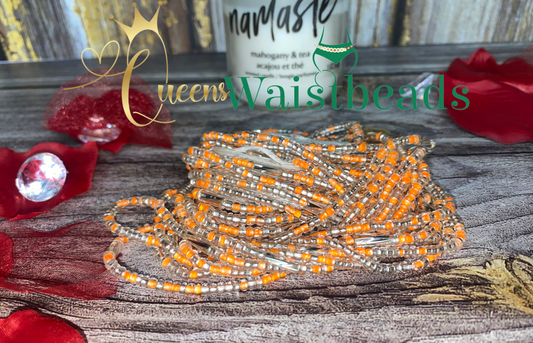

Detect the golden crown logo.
xmin=110 ymin=2 xmax=163 ymax=43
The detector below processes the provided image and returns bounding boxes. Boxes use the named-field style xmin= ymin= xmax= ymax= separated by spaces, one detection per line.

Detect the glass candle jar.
xmin=222 ymin=0 xmax=350 ymax=109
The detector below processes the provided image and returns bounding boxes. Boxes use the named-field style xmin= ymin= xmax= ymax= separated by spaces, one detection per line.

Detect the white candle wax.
xmin=223 ymin=0 xmax=350 ymax=109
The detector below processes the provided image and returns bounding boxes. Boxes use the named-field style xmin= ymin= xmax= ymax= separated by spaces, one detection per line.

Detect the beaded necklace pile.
xmin=103 ymin=122 xmax=465 ymax=294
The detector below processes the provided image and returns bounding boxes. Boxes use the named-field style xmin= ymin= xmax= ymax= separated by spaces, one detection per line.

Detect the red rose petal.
xmin=0 ymin=233 xmax=13 ymax=278
xmin=443 ymin=49 xmax=533 ymax=144
xmin=44 ymin=68 xmax=173 ymax=153
xmin=0 ymin=220 xmax=117 ymax=300
xmin=0 ymin=142 xmax=98 ymax=220
xmin=0 ymin=310 xmax=85 ymax=343
xmin=447 ymin=49 xmax=533 ymax=93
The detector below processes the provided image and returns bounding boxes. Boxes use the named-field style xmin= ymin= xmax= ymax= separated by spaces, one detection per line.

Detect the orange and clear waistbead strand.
xmin=103 ymin=121 xmax=464 ymax=293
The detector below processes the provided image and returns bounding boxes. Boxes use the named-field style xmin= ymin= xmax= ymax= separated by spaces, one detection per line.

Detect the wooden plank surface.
xmin=0 ymin=44 xmax=532 ymax=342
xmin=0 ymin=0 xmax=192 ymax=61
xmin=350 ymin=0 xmax=398 ymax=47
xmin=2 ymin=0 xmax=533 ymax=61
xmin=402 ymin=0 xmax=533 ymax=46
xmin=0 ymin=41 xmax=529 ymax=89
xmin=190 ymin=0 xmax=218 ymax=52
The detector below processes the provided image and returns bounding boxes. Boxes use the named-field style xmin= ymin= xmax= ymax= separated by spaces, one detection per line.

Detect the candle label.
xmin=223 ymin=0 xmax=348 ymax=107
xmin=226 ymin=0 xmax=337 ymax=41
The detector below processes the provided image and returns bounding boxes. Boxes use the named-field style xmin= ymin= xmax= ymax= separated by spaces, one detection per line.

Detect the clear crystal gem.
xmin=401 ymin=72 xmax=436 ymax=100
xmin=16 ymin=153 xmax=67 ymax=202
xmin=78 ymin=115 xmax=121 ymax=144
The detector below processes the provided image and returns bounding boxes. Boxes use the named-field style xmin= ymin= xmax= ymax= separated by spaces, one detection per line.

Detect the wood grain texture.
xmin=1 ymin=0 xmax=533 ymax=61
xmin=71 ymin=0 xmax=183 ymax=57
xmin=0 ymin=0 xmax=192 ymax=61
xmin=402 ymin=0 xmax=533 ymax=45
xmin=159 ymin=0 xmax=192 ymax=55
xmin=0 ymin=0 xmax=75 ymax=60
xmin=0 ymin=44 xmax=532 ymax=342
xmin=351 ymin=0 xmax=398 ymax=47
xmin=189 ymin=0 xmax=226 ymax=53
xmin=0 ymin=41 xmax=528 ymax=89
xmin=190 ymin=0 xmax=216 ymax=52
xmin=209 ymin=0 xmax=226 ymax=52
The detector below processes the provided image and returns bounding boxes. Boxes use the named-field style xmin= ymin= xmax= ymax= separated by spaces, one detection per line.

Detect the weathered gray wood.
xmin=0 ymin=0 xmax=77 ymax=60
xmin=351 ymin=0 xmax=398 ymax=47
xmin=3 ymin=0 xmax=533 ymax=61
xmin=0 ymin=42 xmax=529 ymax=89
xmin=402 ymin=0 xmax=533 ymax=45
xmin=0 ymin=0 xmax=192 ymax=61
xmin=190 ymin=0 xmax=218 ymax=52
xmin=161 ymin=0 xmax=192 ymax=55
xmin=0 ymin=46 xmax=532 ymax=342
xmin=209 ymin=0 xmax=226 ymax=52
